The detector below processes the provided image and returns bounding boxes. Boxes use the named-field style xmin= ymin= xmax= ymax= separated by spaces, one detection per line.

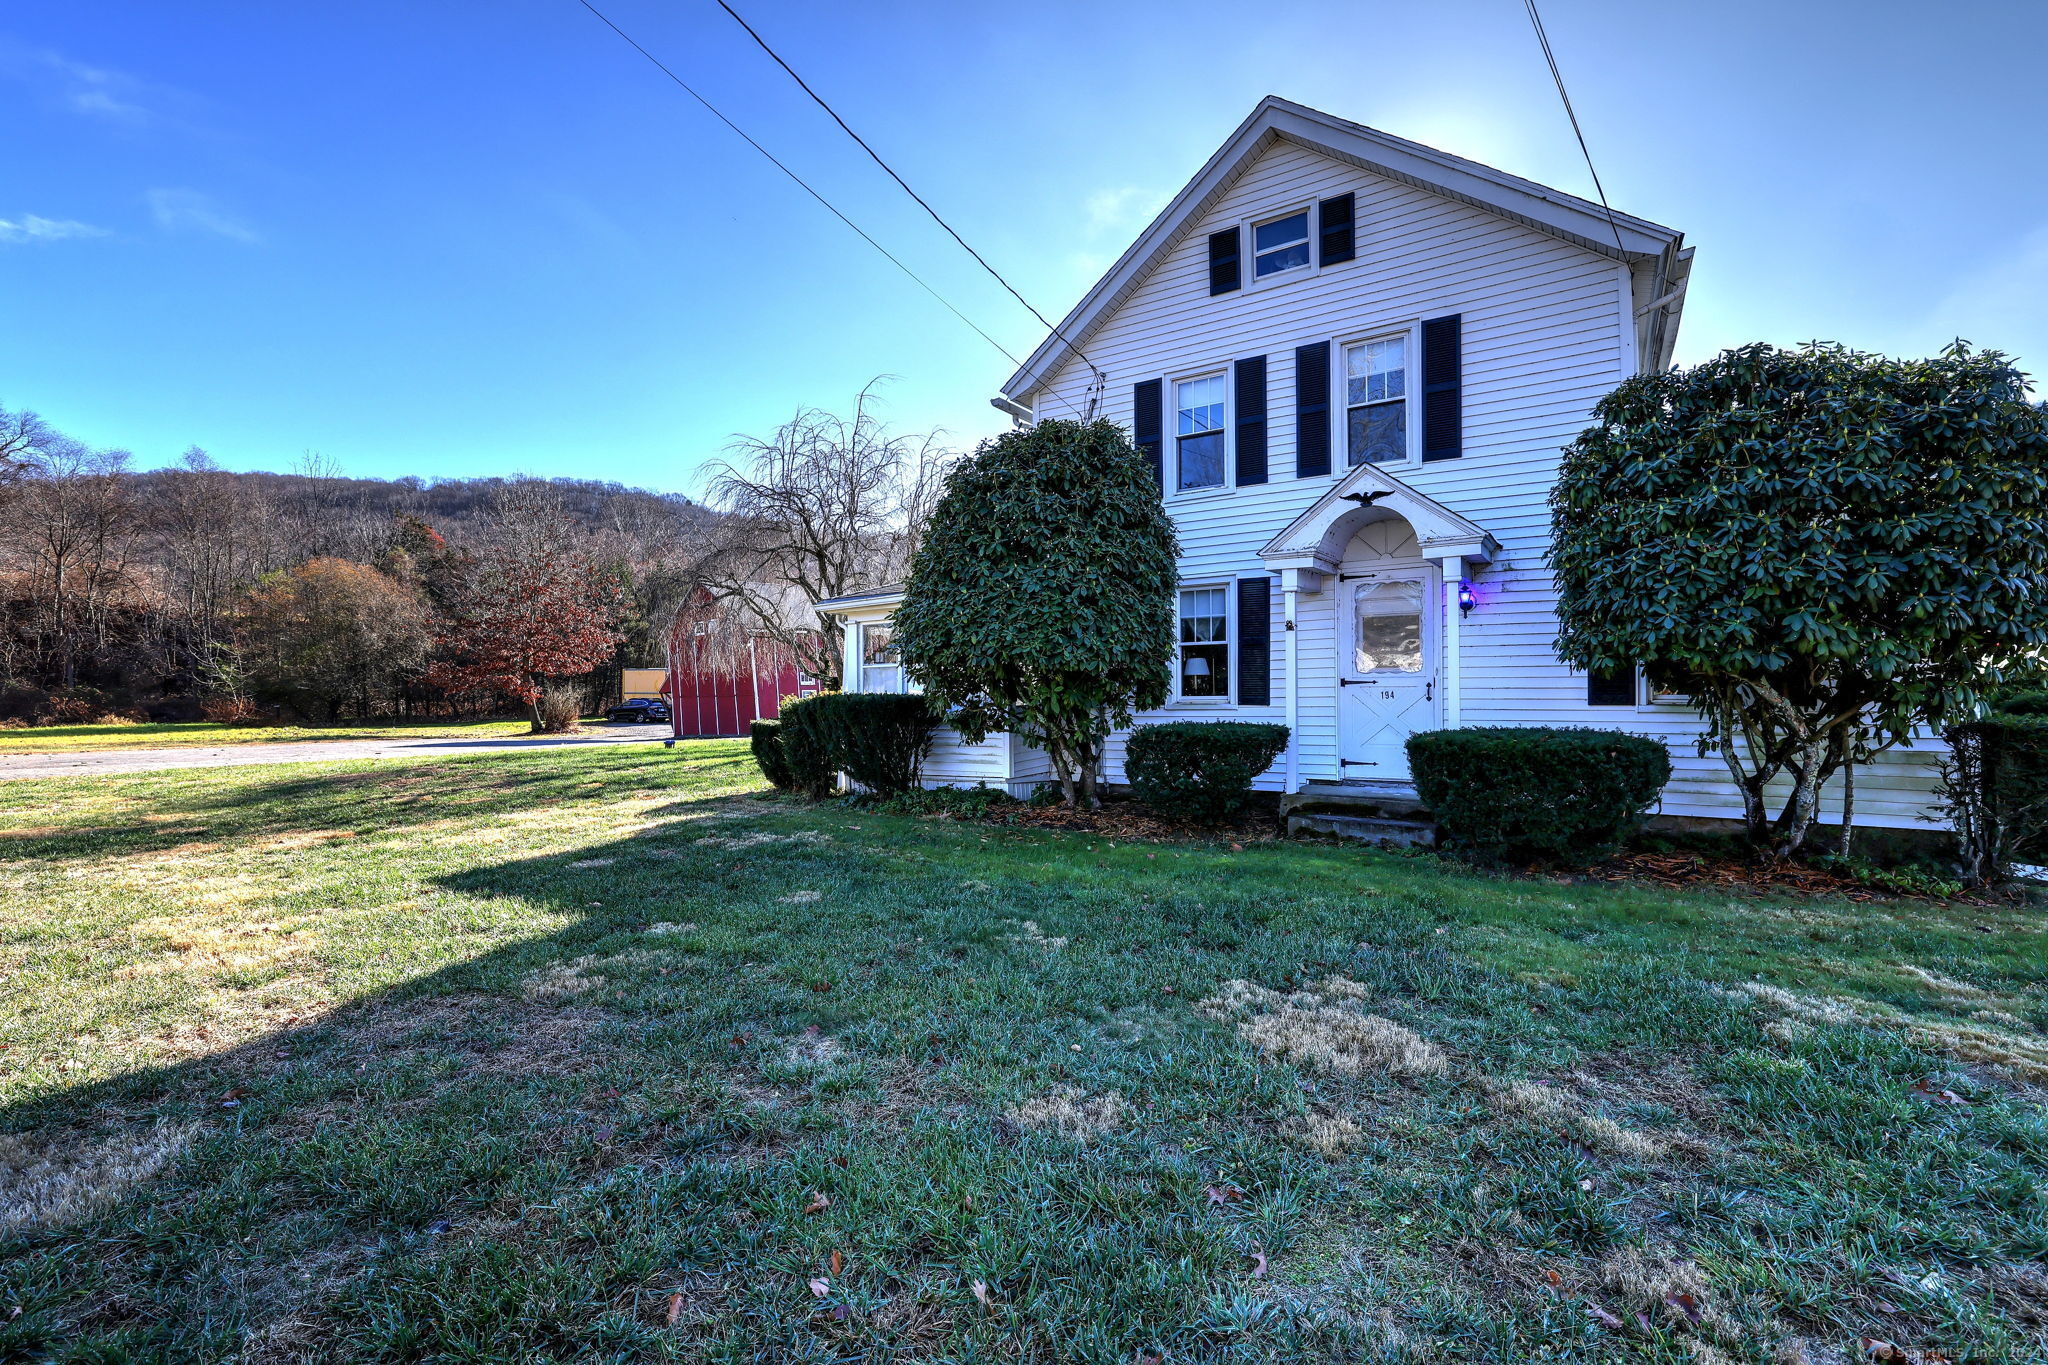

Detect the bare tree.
xmin=147 ymin=447 xmax=287 ymax=685
xmin=4 ymin=440 xmax=143 ymax=688
xmin=695 ymin=382 xmax=953 ymax=687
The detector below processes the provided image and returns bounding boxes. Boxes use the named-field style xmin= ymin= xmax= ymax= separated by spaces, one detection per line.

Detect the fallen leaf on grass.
xmin=1135 ymin=1350 xmax=1164 ymax=1365
xmin=1249 ymin=1250 xmax=1267 ymax=1278
xmin=971 ymin=1279 xmax=997 ymax=1308
xmin=809 ymin=1277 xmax=830 ymax=1298
xmin=1205 ymin=1184 xmax=1245 ymax=1206
xmin=829 ymin=1250 xmax=843 ymax=1275
xmin=803 ymin=1192 xmax=830 ymax=1215
xmin=1910 ymin=1078 xmax=1968 ymax=1105
xmin=665 ymin=1292 xmax=683 ymax=1325
xmin=1664 ymin=1290 xmax=1703 ymax=1324
xmin=1586 ymin=1303 xmax=1623 ymax=1330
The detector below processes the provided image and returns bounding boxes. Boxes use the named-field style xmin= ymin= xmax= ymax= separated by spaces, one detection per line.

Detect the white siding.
xmin=1015 ymin=137 xmax=1946 ymax=831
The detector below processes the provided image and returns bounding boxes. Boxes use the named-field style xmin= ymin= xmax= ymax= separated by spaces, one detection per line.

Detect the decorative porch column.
xmin=1282 ymin=581 xmax=1300 ymax=792
xmin=1439 ymin=555 xmax=1464 ymax=729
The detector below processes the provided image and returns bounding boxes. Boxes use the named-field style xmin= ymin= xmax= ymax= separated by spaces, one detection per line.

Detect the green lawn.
xmin=0 ymin=717 xmax=546 ymax=753
xmin=1 ymin=743 xmax=2043 ymax=1363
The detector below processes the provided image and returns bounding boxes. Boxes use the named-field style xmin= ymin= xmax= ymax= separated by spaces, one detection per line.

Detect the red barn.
xmin=661 ymin=594 xmax=815 ymax=739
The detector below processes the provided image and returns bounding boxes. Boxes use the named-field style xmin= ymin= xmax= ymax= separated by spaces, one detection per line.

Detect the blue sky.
xmin=4 ymin=1 xmax=2044 ymax=497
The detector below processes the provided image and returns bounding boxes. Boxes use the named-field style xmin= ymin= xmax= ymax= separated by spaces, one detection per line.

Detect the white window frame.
xmin=1173 ymin=582 xmax=1234 ymax=705
xmin=1339 ymin=325 xmax=1421 ymax=472
xmin=1245 ymin=205 xmax=1315 ymax=287
xmin=1170 ymin=369 xmax=1231 ymax=497
xmin=857 ymin=621 xmax=903 ymax=694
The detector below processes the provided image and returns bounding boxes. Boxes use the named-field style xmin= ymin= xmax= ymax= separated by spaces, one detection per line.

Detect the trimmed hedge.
xmin=749 ymin=719 xmax=794 ymax=791
xmin=774 ymin=692 xmax=938 ymax=798
xmin=775 ymin=695 xmax=841 ymax=800
xmin=815 ymin=692 xmax=938 ymax=795
xmin=1950 ymin=714 xmax=2048 ymax=869
xmin=1125 ymin=721 xmax=1289 ymax=823
xmin=1995 ymin=689 xmax=2048 ymax=718
xmin=1407 ymin=726 xmax=1671 ymax=866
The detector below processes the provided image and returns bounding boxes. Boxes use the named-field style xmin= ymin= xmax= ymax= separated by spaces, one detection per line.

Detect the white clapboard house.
xmin=820 ymin=97 xmax=1945 ymax=831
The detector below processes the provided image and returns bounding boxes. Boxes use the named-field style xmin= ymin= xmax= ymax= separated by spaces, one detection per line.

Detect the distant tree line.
xmin=0 ymin=402 xmax=714 ymax=729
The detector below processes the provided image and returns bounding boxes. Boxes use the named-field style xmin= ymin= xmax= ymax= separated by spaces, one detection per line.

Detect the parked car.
xmin=606 ymin=697 xmax=670 ymax=724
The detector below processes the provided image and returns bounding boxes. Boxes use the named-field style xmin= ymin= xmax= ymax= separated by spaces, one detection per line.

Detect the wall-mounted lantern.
xmin=1457 ymin=582 xmax=1477 ymax=618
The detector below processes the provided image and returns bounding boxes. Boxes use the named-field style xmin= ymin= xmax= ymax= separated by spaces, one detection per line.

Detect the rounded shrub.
xmin=1406 ymin=726 xmax=1672 ymax=866
xmin=749 ymin=718 xmax=794 ymax=790
xmin=1124 ymin=721 xmax=1289 ymax=823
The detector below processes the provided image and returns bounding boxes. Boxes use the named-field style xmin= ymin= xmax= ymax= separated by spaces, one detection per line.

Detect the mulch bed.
xmin=987 ymin=798 xmax=1283 ymax=844
xmin=1586 ymin=849 xmax=1891 ymax=900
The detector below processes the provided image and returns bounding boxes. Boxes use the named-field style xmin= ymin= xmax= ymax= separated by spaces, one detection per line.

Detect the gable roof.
xmin=999 ymin=96 xmax=1690 ymax=403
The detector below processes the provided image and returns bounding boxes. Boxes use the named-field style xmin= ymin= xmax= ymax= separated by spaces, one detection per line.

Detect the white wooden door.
xmin=1337 ymin=570 xmax=1440 ymax=779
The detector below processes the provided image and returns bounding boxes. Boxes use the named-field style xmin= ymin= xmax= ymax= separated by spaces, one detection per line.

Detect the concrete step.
xmin=1287 ymin=811 xmax=1436 ymax=846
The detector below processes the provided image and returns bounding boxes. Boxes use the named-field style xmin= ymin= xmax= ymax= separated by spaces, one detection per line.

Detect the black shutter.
xmin=1237 ymin=577 xmax=1271 ymax=706
xmin=1133 ymin=379 xmax=1164 ymax=488
xmin=1421 ymin=313 xmax=1463 ymax=461
xmin=1233 ymin=355 xmax=1267 ymax=486
xmin=1317 ymin=192 xmax=1355 ymax=266
xmin=1587 ymin=667 xmax=1636 ymax=707
xmin=1208 ymin=227 xmax=1241 ymax=295
xmin=1294 ymin=341 xmax=1331 ymax=478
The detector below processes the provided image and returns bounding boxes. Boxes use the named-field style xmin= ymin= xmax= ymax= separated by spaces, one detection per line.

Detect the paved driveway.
xmin=0 ymin=724 xmax=680 ymax=782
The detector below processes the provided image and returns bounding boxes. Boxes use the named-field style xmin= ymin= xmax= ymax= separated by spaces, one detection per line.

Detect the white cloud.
xmin=0 ymin=40 xmax=159 ymax=125
xmin=1083 ymin=185 xmax=1164 ymax=236
xmin=1924 ymin=224 xmax=2048 ymax=383
xmin=0 ymin=214 xmax=108 ymax=244
xmin=146 ymin=188 xmax=260 ymax=244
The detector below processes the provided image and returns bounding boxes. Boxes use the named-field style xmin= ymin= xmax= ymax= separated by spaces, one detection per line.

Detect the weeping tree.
xmin=893 ymin=418 xmax=1178 ymax=807
xmin=1553 ymin=341 xmax=2048 ymax=858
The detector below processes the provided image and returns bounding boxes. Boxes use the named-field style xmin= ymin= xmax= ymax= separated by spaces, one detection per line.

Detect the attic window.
xmin=1251 ymin=211 xmax=1311 ymax=278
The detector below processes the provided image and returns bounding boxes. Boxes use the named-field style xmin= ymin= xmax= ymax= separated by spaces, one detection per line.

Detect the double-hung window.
xmin=1251 ymin=210 xmax=1311 ymax=279
xmin=1177 ymin=587 xmax=1230 ymax=699
xmin=858 ymin=623 xmax=902 ymax=693
xmin=1344 ymin=335 xmax=1408 ymax=465
xmin=1175 ymin=375 xmax=1226 ymax=491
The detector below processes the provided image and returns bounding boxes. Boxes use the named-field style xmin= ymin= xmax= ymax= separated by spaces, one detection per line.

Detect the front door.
xmin=1337 ymin=570 xmax=1439 ymax=779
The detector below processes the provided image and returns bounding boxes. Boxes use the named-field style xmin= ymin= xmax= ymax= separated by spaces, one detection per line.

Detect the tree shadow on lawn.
xmin=2 ymin=783 xmax=1339 ymax=1360
xmin=6 ymin=776 xmax=2048 ymax=1362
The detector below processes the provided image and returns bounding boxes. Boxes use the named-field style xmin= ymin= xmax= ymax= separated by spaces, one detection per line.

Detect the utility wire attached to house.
xmin=1521 ymin=0 xmax=1629 ymax=256
xmin=707 ymin=0 xmax=1109 ymax=404
xmin=572 ymin=0 xmax=1024 ymax=370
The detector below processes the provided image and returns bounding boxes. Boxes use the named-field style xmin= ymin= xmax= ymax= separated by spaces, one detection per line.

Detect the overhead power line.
xmin=1521 ymin=0 xmax=1629 ymax=256
xmin=707 ymin=0 xmax=1106 ymax=393
xmin=573 ymin=0 xmax=1022 ymax=368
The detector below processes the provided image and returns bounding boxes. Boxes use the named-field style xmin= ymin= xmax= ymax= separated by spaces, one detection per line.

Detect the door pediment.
xmin=1259 ymin=464 xmax=1498 ymax=578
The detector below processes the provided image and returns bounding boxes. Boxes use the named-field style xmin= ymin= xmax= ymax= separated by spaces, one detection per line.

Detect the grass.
xmin=0 ymin=717 xmax=552 ymax=753
xmin=1 ymin=742 xmax=2043 ymax=1362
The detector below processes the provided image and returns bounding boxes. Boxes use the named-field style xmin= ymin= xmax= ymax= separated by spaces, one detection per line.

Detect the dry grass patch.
xmin=1200 ymin=976 xmax=1448 ymax=1078
xmin=1483 ymin=1078 xmax=1665 ymax=1161
xmin=777 ymin=890 xmax=823 ymax=905
xmin=126 ymin=915 xmax=315 ymax=973
xmin=0 ymin=1120 xmax=196 ymax=1230
xmin=1279 ymin=1107 xmax=1367 ymax=1158
xmin=699 ymin=831 xmax=830 ymax=852
xmin=1006 ymin=1084 xmax=1128 ymax=1143
xmin=521 ymin=956 xmax=605 ymax=1004
xmin=1731 ymin=980 xmax=2048 ymax=1084
xmin=1001 ymin=919 xmax=1068 ymax=951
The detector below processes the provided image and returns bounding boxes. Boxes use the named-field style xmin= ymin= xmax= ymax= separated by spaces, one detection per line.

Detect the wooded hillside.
xmin=0 ymin=403 xmax=716 ymax=723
